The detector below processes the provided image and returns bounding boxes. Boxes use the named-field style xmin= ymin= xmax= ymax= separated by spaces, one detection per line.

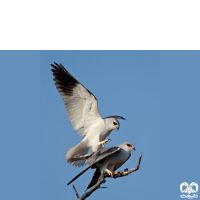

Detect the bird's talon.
xmin=105 ymin=169 xmax=114 ymax=177
xmin=100 ymin=139 xmax=111 ymax=148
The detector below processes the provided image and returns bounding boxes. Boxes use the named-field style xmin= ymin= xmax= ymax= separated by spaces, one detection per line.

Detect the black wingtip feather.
xmin=51 ymin=62 xmax=98 ymax=101
xmin=67 ymin=166 xmax=91 ymax=185
xmin=50 ymin=62 xmax=80 ymax=96
xmin=104 ymin=115 xmax=126 ymax=120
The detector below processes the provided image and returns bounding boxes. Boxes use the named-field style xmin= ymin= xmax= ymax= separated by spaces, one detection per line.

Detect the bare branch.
xmin=72 ymin=152 xmax=142 ymax=200
xmin=72 ymin=185 xmax=80 ymax=199
xmin=72 ymin=173 xmax=106 ymax=200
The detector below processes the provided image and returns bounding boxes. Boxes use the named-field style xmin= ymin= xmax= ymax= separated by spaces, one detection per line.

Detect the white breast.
xmin=84 ymin=122 xmax=113 ymax=152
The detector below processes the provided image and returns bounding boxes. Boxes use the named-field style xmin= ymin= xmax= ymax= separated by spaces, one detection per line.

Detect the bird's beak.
xmin=115 ymin=125 xmax=119 ymax=130
xmin=132 ymin=146 xmax=136 ymax=151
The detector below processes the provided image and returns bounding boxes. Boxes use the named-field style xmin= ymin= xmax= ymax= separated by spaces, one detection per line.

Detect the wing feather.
xmin=67 ymin=146 xmax=120 ymax=185
xmin=85 ymin=146 xmax=120 ymax=166
xmin=51 ymin=63 xmax=102 ymax=136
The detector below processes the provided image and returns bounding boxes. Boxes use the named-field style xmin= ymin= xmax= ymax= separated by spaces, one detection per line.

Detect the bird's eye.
xmin=126 ymin=144 xmax=131 ymax=147
xmin=113 ymin=122 xmax=117 ymax=125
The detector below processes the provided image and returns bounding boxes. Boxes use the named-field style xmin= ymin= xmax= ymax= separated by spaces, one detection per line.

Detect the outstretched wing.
xmin=113 ymin=154 xmax=131 ymax=171
xmin=51 ymin=63 xmax=102 ymax=137
xmin=67 ymin=146 xmax=120 ymax=185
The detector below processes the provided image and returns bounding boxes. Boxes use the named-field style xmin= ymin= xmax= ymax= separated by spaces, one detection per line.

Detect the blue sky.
xmin=1 ymin=51 xmax=199 ymax=200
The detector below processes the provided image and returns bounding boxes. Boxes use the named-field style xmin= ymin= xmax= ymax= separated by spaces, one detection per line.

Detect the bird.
xmin=51 ymin=63 xmax=126 ymax=167
xmin=67 ymin=142 xmax=135 ymax=190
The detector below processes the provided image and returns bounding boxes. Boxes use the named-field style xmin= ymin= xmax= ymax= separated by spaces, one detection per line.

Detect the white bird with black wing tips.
xmin=67 ymin=142 xmax=135 ymax=190
xmin=51 ymin=63 xmax=126 ymax=167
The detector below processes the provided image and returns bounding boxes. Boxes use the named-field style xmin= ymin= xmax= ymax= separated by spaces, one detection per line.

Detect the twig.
xmin=72 ymin=185 xmax=80 ymax=199
xmin=72 ymin=152 xmax=142 ymax=200
xmin=73 ymin=173 xmax=106 ymax=200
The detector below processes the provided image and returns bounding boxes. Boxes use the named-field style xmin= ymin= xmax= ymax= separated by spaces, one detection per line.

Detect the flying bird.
xmin=67 ymin=142 xmax=135 ymax=190
xmin=51 ymin=63 xmax=126 ymax=167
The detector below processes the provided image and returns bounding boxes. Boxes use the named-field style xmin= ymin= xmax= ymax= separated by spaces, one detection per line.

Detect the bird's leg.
xmin=105 ymin=169 xmax=114 ymax=177
xmin=100 ymin=139 xmax=111 ymax=148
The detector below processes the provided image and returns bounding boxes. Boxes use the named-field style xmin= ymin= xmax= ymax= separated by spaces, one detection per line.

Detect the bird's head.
xmin=112 ymin=118 xmax=120 ymax=130
xmin=120 ymin=142 xmax=136 ymax=152
xmin=104 ymin=115 xmax=126 ymax=131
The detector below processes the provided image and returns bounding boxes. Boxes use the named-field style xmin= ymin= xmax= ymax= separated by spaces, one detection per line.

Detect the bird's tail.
xmin=65 ymin=141 xmax=89 ymax=167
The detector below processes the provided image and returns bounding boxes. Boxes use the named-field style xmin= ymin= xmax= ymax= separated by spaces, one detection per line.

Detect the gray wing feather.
xmin=70 ymin=152 xmax=94 ymax=162
xmin=67 ymin=146 xmax=120 ymax=185
xmin=85 ymin=146 xmax=120 ymax=166
xmin=68 ymin=149 xmax=90 ymax=167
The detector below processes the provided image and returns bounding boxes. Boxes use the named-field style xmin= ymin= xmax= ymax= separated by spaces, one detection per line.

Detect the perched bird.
xmin=67 ymin=142 xmax=135 ymax=190
xmin=51 ymin=63 xmax=126 ymax=167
